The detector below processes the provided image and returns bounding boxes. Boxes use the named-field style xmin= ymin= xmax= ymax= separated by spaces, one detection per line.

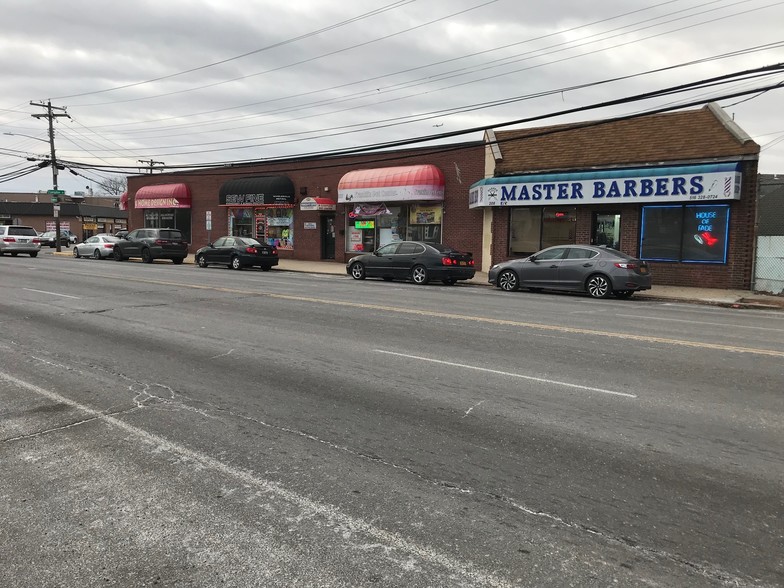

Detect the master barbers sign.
xmin=468 ymin=163 xmax=742 ymax=208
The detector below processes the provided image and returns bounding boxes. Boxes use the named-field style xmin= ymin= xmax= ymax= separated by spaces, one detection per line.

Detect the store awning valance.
xmin=119 ymin=191 xmax=128 ymax=211
xmin=300 ymin=197 xmax=336 ymax=211
xmin=337 ymin=164 xmax=445 ymax=203
xmin=219 ymin=176 xmax=295 ymax=207
xmin=135 ymin=184 xmax=191 ymax=209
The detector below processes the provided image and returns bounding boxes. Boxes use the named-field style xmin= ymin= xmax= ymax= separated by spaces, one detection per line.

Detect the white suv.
xmin=0 ymin=225 xmax=41 ymax=257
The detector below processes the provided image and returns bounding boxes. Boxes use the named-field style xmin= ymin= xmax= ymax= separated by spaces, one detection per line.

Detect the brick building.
xmin=470 ymin=103 xmax=760 ymax=289
xmin=125 ymin=142 xmax=487 ymax=267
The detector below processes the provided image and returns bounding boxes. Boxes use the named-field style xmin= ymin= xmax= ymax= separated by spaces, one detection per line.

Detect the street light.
xmin=3 ymin=131 xmax=50 ymax=143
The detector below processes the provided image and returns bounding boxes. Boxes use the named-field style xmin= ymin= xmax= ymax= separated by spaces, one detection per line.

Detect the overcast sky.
xmin=1 ymin=0 xmax=783 ymax=195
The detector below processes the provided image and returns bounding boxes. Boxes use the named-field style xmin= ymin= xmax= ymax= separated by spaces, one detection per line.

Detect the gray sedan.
xmin=73 ymin=235 xmax=120 ymax=259
xmin=488 ymin=244 xmax=651 ymax=299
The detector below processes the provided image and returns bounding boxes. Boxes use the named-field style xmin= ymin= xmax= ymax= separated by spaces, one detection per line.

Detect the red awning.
xmin=119 ymin=191 xmax=128 ymax=211
xmin=134 ymin=183 xmax=191 ymax=209
xmin=337 ymin=164 xmax=444 ymax=203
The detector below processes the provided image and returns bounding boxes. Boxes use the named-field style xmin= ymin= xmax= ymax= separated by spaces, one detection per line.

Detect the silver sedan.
xmin=73 ymin=235 xmax=120 ymax=259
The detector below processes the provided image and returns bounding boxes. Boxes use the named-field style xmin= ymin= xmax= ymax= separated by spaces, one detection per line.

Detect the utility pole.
xmin=138 ymin=159 xmax=165 ymax=174
xmin=31 ymin=100 xmax=70 ymax=252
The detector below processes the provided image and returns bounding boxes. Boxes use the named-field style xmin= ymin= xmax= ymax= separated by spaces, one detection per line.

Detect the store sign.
xmin=304 ymin=222 xmax=317 ymax=229
xmin=300 ymin=197 xmax=336 ymax=211
xmin=355 ymin=220 xmax=375 ymax=229
xmin=83 ymin=223 xmax=98 ymax=230
xmin=409 ymin=204 xmax=442 ymax=225
xmin=469 ymin=164 xmax=742 ymax=208
xmin=339 ymin=184 xmax=444 ymax=203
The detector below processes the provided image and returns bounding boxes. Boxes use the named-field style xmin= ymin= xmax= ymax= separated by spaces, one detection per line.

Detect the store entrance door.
xmin=592 ymin=212 xmax=621 ymax=250
xmin=321 ymin=215 xmax=335 ymax=259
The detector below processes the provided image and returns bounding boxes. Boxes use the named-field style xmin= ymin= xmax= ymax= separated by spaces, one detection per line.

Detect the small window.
xmin=9 ymin=226 xmax=37 ymax=236
xmin=566 ymin=247 xmax=598 ymax=260
xmin=397 ymin=242 xmax=423 ymax=255
xmin=535 ymin=247 xmax=568 ymax=261
xmin=213 ymin=237 xmax=227 ymax=247
xmin=376 ymin=243 xmax=400 ymax=255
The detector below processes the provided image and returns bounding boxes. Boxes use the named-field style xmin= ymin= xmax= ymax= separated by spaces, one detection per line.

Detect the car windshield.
xmin=428 ymin=243 xmax=456 ymax=253
xmin=601 ymin=246 xmax=635 ymax=260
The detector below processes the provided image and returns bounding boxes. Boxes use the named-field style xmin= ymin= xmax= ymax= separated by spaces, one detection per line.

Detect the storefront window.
xmin=345 ymin=204 xmax=442 ymax=252
xmin=509 ymin=207 xmax=576 ymax=254
xmin=228 ymin=208 xmax=254 ymax=238
xmin=143 ymin=209 xmax=191 ymax=243
xmin=640 ymin=204 xmax=729 ymax=263
xmin=263 ymin=208 xmax=294 ymax=250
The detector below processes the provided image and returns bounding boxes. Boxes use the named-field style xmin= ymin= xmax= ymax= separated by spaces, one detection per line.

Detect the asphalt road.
xmin=1 ymin=255 xmax=782 ymax=587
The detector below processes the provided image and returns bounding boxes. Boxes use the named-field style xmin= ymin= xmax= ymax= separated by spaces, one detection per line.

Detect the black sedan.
xmin=38 ymin=231 xmax=70 ymax=248
xmin=195 ymin=236 xmax=278 ymax=271
xmin=347 ymin=241 xmax=475 ymax=285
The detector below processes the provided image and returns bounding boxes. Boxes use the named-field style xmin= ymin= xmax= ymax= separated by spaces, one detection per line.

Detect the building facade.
xmin=125 ymin=143 xmax=487 ymax=267
xmin=470 ymin=104 xmax=760 ymax=289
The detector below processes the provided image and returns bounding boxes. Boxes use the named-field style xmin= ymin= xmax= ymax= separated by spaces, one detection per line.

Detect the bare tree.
xmin=95 ymin=175 xmax=128 ymax=196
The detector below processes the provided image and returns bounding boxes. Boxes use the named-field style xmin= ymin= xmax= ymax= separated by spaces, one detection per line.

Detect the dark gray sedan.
xmin=347 ymin=241 xmax=475 ymax=285
xmin=195 ymin=236 xmax=278 ymax=271
xmin=488 ymin=245 xmax=651 ymax=299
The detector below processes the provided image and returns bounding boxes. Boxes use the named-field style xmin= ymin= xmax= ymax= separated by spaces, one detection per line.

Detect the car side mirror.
xmin=528 ymin=255 xmax=538 ymax=262
xmin=374 ymin=250 xmax=381 ymax=256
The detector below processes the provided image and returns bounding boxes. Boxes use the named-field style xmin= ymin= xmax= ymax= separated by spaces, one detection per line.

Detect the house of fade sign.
xmin=468 ymin=163 xmax=742 ymax=208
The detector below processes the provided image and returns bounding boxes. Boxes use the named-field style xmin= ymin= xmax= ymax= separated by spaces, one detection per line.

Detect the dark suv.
xmin=113 ymin=228 xmax=188 ymax=264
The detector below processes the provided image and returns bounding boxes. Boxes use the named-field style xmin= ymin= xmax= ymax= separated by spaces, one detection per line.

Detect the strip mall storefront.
xmin=219 ymin=176 xmax=296 ymax=250
xmin=337 ymin=165 xmax=446 ymax=253
xmin=133 ymin=183 xmax=192 ymax=242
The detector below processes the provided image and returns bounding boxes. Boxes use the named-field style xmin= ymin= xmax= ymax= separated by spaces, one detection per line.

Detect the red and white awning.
xmin=134 ymin=183 xmax=192 ymax=209
xmin=337 ymin=165 xmax=444 ymax=203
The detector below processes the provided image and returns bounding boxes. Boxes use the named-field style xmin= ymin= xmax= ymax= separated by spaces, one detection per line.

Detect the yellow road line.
xmin=108 ymin=276 xmax=784 ymax=358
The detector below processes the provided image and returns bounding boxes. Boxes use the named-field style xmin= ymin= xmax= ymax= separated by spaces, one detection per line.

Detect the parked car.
xmin=347 ymin=241 xmax=475 ymax=285
xmin=73 ymin=235 xmax=120 ymax=259
xmin=0 ymin=225 xmax=41 ymax=257
xmin=488 ymin=244 xmax=651 ymax=299
xmin=61 ymin=229 xmax=79 ymax=244
xmin=195 ymin=236 xmax=278 ymax=271
xmin=112 ymin=228 xmax=188 ymax=264
xmin=38 ymin=230 xmax=71 ymax=248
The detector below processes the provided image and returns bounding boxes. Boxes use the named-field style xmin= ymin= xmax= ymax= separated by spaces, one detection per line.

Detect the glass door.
xmin=593 ymin=212 xmax=621 ymax=250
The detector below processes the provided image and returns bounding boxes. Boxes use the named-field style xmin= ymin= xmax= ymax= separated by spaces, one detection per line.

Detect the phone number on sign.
xmin=689 ymin=194 xmax=719 ymax=200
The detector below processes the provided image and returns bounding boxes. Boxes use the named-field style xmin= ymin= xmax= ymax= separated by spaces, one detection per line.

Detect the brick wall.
xmin=127 ymin=143 xmax=487 ymax=266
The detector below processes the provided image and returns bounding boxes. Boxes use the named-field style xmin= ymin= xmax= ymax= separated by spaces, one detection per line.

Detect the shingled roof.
xmin=490 ymin=103 xmax=759 ymax=176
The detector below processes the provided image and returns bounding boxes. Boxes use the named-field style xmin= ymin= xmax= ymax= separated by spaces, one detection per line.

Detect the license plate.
xmin=19 ymin=239 xmax=29 ymax=243
xmin=640 ymin=267 xmax=648 ymax=274
xmin=459 ymin=261 xmax=466 ymax=266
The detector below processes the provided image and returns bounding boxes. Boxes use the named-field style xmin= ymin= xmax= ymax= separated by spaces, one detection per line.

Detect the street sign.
xmin=47 ymin=189 xmax=65 ymax=195
xmin=53 ymin=204 xmax=60 ymax=212
xmin=206 ymin=210 xmax=212 ymax=231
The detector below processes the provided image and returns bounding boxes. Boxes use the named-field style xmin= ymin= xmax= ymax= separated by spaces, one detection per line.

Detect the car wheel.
xmin=73 ymin=248 xmax=80 ymax=258
xmin=29 ymin=252 xmax=38 ymax=258
xmin=113 ymin=247 xmax=124 ymax=261
xmin=92 ymin=249 xmax=101 ymax=260
xmin=411 ymin=265 xmax=430 ymax=285
xmin=442 ymin=278 xmax=457 ymax=285
xmin=349 ymin=262 xmax=366 ymax=280
xmin=231 ymin=256 xmax=242 ymax=270
xmin=586 ymin=274 xmax=612 ymax=298
xmin=197 ymin=254 xmax=208 ymax=268
xmin=141 ymin=248 xmax=154 ymax=263
xmin=497 ymin=269 xmax=519 ymax=292
xmin=172 ymin=257 xmax=184 ymax=265
xmin=613 ymin=290 xmax=635 ymax=299
xmin=261 ymin=266 xmax=271 ymax=272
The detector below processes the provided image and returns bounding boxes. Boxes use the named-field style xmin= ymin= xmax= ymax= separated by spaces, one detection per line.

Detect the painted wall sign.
xmin=304 ymin=222 xmax=317 ymax=229
xmin=469 ymin=164 xmax=742 ymax=208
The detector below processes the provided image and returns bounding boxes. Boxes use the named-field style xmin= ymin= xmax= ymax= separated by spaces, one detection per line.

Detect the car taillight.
xmin=2 ymin=237 xmax=14 ymax=243
xmin=468 ymin=259 xmax=474 ymax=266
xmin=154 ymin=239 xmax=167 ymax=245
xmin=271 ymin=247 xmax=277 ymax=255
xmin=32 ymin=238 xmax=41 ymax=244
xmin=614 ymin=262 xmax=637 ymax=269
xmin=442 ymin=257 xmax=454 ymax=266
xmin=245 ymin=247 xmax=257 ymax=254
xmin=103 ymin=243 xmax=114 ymax=248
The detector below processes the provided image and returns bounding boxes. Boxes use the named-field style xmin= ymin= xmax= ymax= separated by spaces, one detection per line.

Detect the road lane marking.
xmin=376 ymin=350 xmax=637 ymax=398
xmin=0 ymin=370 xmax=512 ymax=588
xmin=615 ymin=313 xmax=784 ymax=332
xmin=23 ymin=288 xmax=81 ymax=299
xmin=48 ymin=273 xmax=784 ymax=358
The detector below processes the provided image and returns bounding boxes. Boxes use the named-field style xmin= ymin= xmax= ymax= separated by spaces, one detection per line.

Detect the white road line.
xmin=375 ymin=350 xmax=637 ymax=398
xmin=0 ymin=370 xmax=512 ymax=588
xmin=23 ymin=288 xmax=81 ymax=299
